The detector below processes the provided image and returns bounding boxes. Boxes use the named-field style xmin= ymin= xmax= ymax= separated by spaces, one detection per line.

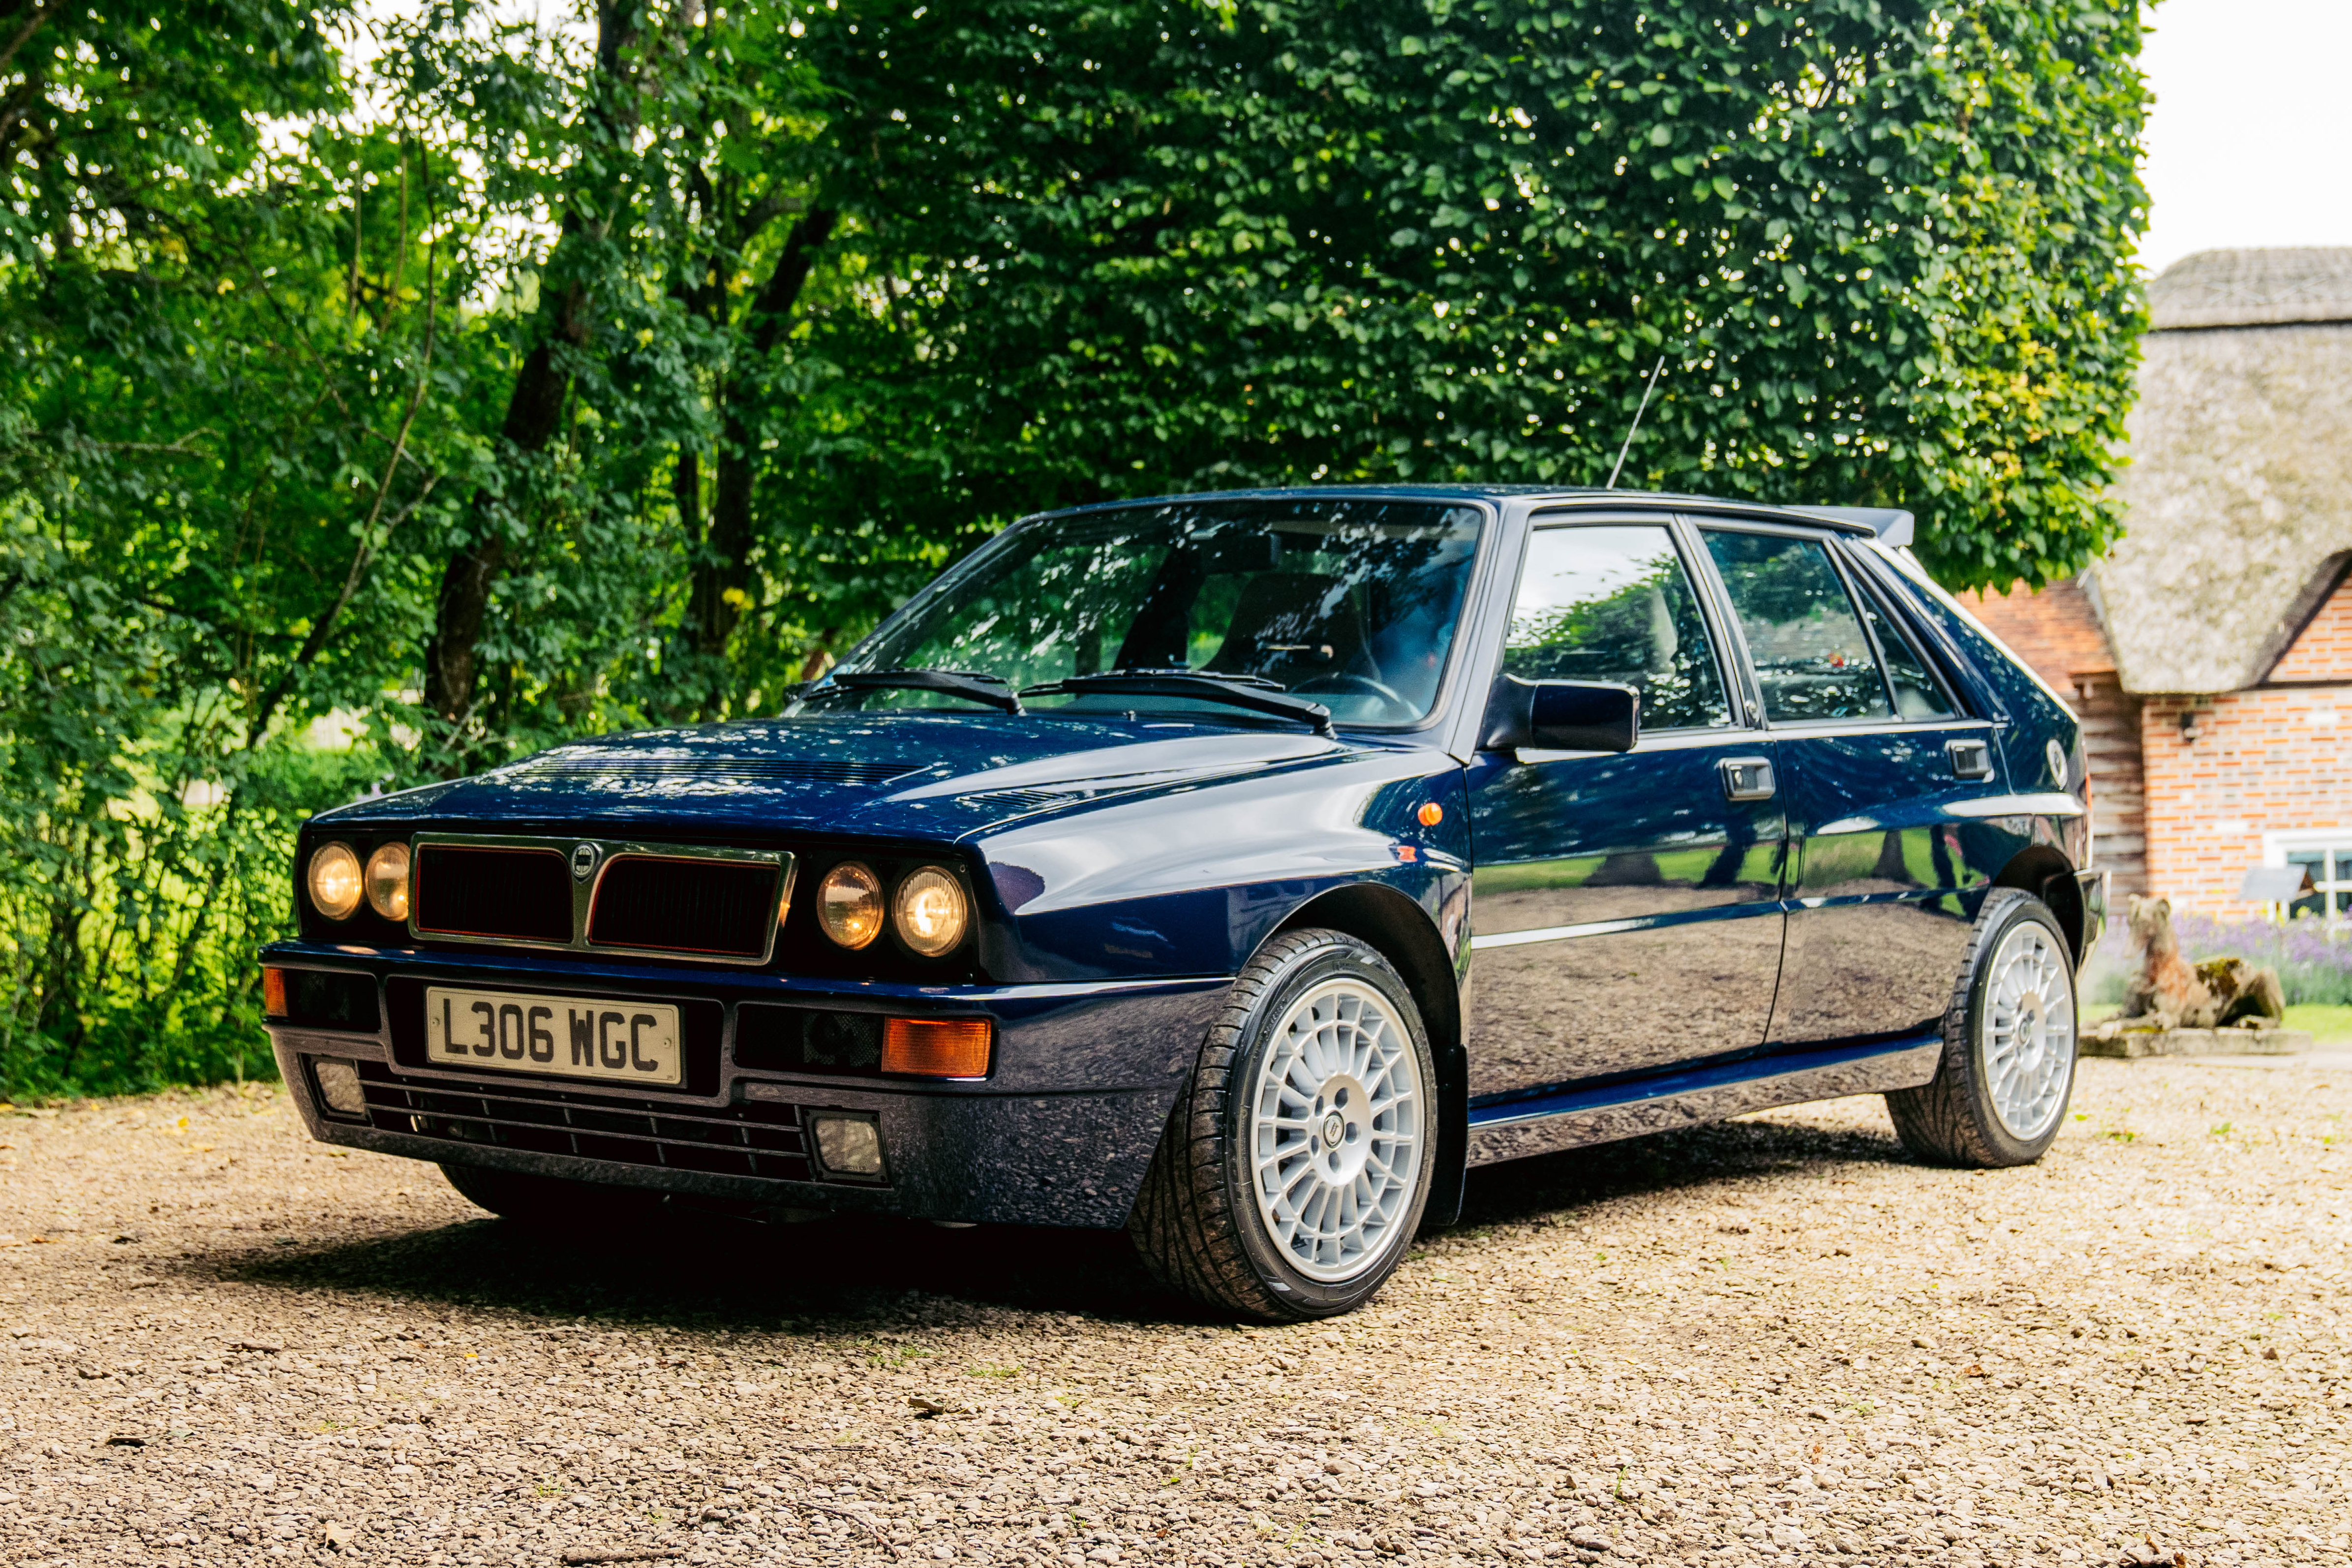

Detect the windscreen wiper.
xmin=1020 ymin=670 xmax=1333 ymax=736
xmin=827 ymin=668 xmax=1023 ymax=714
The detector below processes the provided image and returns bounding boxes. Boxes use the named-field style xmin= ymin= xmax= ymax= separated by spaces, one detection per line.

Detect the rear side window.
xmin=1701 ymin=530 xmax=1891 ymax=723
xmin=1504 ymin=524 xmax=1731 ymax=730
xmin=1852 ymin=572 xmax=1958 ymax=718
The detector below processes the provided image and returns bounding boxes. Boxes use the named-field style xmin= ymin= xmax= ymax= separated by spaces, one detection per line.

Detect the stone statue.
xmin=2103 ymin=895 xmax=2287 ymax=1035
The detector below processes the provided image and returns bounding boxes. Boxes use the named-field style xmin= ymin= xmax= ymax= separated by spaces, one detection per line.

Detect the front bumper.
xmin=264 ymin=941 xmax=1228 ymax=1228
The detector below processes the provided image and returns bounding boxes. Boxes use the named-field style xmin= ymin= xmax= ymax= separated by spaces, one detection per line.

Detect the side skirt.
xmin=1465 ymin=1033 xmax=1943 ymax=1167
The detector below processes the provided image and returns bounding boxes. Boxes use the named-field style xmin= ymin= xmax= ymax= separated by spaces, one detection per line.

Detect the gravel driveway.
xmin=3 ymin=1056 xmax=2347 ymax=1568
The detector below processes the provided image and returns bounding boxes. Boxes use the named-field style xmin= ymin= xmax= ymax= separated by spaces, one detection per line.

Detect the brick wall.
xmin=2268 ymin=570 xmax=2352 ymax=683
xmin=2140 ymin=683 xmax=2352 ymax=914
xmin=1955 ymin=575 xmax=2115 ymax=682
xmin=1955 ymin=575 xmax=2147 ymax=892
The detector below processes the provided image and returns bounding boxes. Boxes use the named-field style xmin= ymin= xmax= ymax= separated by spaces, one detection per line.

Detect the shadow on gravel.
xmin=1456 ymin=1112 xmax=1912 ymax=1230
xmin=211 ymin=1210 xmax=1168 ymax=1331
xmin=203 ymin=1113 xmax=1908 ymax=1330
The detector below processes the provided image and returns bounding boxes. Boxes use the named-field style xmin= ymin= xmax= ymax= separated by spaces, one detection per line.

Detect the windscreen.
xmin=825 ymin=498 xmax=1485 ymax=727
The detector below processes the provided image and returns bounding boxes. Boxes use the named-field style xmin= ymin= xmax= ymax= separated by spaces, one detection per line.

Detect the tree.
xmin=0 ymin=0 xmax=2147 ymax=1094
xmin=770 ymin=0 xmax=2146 ymax=603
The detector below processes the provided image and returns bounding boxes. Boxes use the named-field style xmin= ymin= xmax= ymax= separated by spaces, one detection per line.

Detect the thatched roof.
xmin=2092 ymin=248 xmax=2352 ymax=694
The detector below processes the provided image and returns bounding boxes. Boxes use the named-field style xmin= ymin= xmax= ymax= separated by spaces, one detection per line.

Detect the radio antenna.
xmin=1604 ymin=353 xmax=1669 ymax=490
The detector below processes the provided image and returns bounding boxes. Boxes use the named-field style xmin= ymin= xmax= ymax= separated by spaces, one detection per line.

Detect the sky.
xmin=2136 ymin=0 xmax=2352 ymax=276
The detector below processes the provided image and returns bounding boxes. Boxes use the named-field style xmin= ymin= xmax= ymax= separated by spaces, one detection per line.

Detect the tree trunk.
xmin=421 ymin=1 xmax=640 ymax=737
xmin=691 ymin=207 xmax=838 ymax=660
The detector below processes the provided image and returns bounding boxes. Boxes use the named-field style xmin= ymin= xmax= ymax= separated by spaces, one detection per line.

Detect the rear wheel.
xmin=1129 ymin=928 xmax=1436 ymax=1321
xmin=1886 ymin=889 xmax=2079 ymax=1167
xmin=438 ymin=1163 xmax=661 ymax=1228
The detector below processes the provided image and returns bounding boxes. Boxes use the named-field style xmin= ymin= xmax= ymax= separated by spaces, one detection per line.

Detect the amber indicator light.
xmin=881 ymin=1017 xmax=993 ymax=1078
xmin=1417 ymin=801 xmax=1444 ymax=827
xmin=261 ymin=966 xmax=288 ymax=1019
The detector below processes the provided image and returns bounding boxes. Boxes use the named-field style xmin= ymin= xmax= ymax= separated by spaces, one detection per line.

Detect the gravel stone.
xmin=1 ymin=1059 xmax=2347 ymax=1568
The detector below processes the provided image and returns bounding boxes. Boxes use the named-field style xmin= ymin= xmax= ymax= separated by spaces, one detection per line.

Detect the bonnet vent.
xmin=507 ymin=754 xmax=923 ymax=788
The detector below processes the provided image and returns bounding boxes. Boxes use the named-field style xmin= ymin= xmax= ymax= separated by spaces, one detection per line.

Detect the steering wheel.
xmin=1292 ymin=671 xmax=1411 ymax=718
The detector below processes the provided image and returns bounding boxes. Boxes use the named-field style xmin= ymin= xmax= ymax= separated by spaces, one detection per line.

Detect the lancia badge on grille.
xmin=571 ymin=842 xmax=601 ymax=881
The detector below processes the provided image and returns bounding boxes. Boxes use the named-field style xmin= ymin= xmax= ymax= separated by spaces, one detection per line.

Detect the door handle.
xmin=1720 ymin=757 xmax=1775 ymax=802
xmin=1946 ymin=739 xmax=1993 ymax=781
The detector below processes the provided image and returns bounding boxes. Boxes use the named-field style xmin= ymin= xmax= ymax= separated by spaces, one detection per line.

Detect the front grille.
xmin=356 ymin=1062 xmax=812 ymax=1181
xmin=414 ymin=844 xmax=573 ymax=943
xmin=588 ymin=855 xmax=780 ymax=958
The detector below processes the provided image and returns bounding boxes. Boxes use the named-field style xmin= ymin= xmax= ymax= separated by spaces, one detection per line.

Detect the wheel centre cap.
xmin=1310 ymin=1073 xmax=1372 ymax=1183
xmin=2018 ymin=990 xmax=2045 ymax=1045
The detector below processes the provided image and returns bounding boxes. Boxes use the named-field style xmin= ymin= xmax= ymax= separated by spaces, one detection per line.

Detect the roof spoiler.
xmin=1784 ymin=505 xmax=1914 ymax=549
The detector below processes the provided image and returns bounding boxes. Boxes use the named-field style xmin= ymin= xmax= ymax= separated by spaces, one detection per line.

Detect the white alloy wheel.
xmin=1246 ymin=978 xmax=1425 ymax=1283
xmin=1980 ymin=919 xmax=2076 ymax=1141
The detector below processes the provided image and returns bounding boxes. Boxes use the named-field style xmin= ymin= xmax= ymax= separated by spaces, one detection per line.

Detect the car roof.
xmin=1027 ymin=485 xmax=1914 ymax=548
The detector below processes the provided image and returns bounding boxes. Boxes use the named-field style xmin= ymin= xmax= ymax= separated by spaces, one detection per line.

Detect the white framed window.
xmin=2263 ymin=829 xmax=2352 ymax=921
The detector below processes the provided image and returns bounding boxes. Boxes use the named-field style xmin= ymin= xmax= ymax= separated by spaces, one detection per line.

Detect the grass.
xmin=2285 ymin=1004 xmax=2352 ymax=1045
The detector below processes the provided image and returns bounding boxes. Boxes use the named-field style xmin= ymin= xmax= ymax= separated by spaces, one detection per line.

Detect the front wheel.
xmin=1886 ymin=888 xmax=2079 ymax=1167
xmin=1129 ymin=928 xmax=1437 ymax=1321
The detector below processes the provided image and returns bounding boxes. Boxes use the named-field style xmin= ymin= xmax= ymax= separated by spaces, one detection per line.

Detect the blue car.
xmin=264 ymin=488 xmax=2105 ymax=1320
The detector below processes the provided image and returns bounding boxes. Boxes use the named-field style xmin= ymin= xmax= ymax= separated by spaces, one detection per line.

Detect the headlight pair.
xmin=307 ymin=841 xmax=409 ymax=922
xmin=817 ymin=861 xmax=968 ymax=957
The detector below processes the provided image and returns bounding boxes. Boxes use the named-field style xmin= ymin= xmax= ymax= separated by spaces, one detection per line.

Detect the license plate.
xmin=423 ymin=986 xmax=683 ymax=1087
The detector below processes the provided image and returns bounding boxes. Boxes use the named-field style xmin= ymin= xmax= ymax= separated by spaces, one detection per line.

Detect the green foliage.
xmin=860 ymin=0 xmax=2148 ymax=590
xmin=0 ymin=0 xmax=2147 ymax=1096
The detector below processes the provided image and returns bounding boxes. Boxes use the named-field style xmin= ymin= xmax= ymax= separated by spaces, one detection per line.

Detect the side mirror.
xmin=1480 ymin=676 xmax=1641 ymax=754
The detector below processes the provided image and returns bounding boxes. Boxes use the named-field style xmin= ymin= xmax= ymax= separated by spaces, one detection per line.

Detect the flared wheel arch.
xmin=1261 ymin=883 xmax=1467 ymax=1230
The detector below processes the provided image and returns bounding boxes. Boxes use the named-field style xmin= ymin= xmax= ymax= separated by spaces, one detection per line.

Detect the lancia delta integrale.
xmin=263 ymin=488 xmax=2104 ymax=1320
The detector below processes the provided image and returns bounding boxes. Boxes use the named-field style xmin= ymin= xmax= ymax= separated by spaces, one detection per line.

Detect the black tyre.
xmin=1129 ymin=928 xmax=1437 ymax=1321
xmin=438 ymin=1163 xmax=662 ymax=1228
xmin=1886 ymin=889 xmax=2080 ymax=1167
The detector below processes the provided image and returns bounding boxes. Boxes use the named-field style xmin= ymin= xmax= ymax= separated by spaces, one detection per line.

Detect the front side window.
xmin=825 ymin=498 xmax=1484 ymax=727
xmin=1702 ymin=530 xmax=1891 ymax=724
xmin=1502 ymin=524 xmax=1731 ymax=730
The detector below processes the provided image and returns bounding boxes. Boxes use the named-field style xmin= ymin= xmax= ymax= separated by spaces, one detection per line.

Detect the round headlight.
xmin=307 ymin=842 xmax=363 ymax=921
xmin=894 ymin=866 xmax=969 ymax=957
xmin=818 ymin=861 xmax=885 ymax=949
xmin=365 ymin=841 xmax=411 ymax=922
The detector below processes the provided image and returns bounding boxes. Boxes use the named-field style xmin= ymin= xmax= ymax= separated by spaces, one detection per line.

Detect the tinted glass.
xmin=833 ymin=499 xmax=1483 ymax=726
xmin=1703 ymin=531 xmax=1892 ymax=723
xmin=1503 ymin=525 xmax=1730 ymax=731
xmin=1853 ymin=574 xmax=1956 ymax=718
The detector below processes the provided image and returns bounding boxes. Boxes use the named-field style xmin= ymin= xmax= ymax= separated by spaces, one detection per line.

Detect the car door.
xmin=1693 ymin=521 xmax=2003 ymax=1047
xmin=1466 ymin=517 xmax=1788 ymax=1098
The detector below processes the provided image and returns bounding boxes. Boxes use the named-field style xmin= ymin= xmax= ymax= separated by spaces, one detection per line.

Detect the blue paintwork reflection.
xmin=1465 ymin=738 xmax=1787 ymax=1094
xmin=1770 ymin=724 xmax=2003 ymax=1045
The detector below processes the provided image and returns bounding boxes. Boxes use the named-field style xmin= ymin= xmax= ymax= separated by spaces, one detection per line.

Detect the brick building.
xmin=1961 ymin=248 xmax=2352 ymax=922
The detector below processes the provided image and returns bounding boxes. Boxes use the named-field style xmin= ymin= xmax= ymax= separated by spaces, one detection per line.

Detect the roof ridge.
xmin=2150 ymin=246 xmax=2352 ymax=332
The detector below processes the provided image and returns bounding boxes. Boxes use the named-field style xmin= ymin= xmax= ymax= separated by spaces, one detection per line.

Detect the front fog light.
xmin=818 ymin=862 xmax=885 ymax=949
xmin=809 ymin=1112 xmax=886 ymax=1181
xmin=310 ymin=1057 xmax=367 ymax=1119
xmin=307 ymin=842 xmax=363 ymax=921
xmin=365 ymin=841 xmax=411 ymax=921
xmin=893 ymin=866 xmax=968 ymax=956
